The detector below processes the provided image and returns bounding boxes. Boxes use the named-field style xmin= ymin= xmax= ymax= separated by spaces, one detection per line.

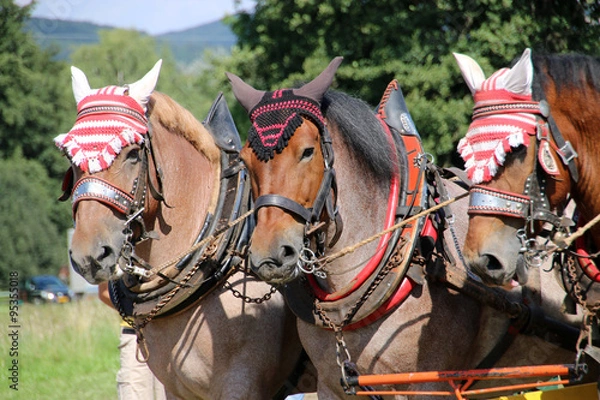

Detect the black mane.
xmin=321 ymin=89 xmax=397 ymax=184
xmin=532 ymin=53 xmax=600 ymax=99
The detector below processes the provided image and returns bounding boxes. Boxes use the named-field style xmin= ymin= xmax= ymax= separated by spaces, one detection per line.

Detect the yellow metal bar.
xmin=492 ymin=382 xmax=597 ymax=400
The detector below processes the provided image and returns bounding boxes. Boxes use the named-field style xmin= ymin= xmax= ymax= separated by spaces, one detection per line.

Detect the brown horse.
xmin=227 ymin=58 xmax=587 ymax=398
xmin=56 ymin=61 xmax=312 ymax=399
xmin=454 ymin=49 xmax=600 ymax=309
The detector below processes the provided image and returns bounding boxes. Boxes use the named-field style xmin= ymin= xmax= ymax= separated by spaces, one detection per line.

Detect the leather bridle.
xmin=252 ymin=120 xmax=343 ymax=256
xmin=467 ymin=100 xmax=578 ymax=238
xmin=62 ymin=119 xmax=170 ymax=277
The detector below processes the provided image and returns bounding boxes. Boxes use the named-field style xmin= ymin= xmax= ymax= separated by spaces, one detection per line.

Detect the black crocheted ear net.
xmin=248 ymin=90 xmax=325 ymax=161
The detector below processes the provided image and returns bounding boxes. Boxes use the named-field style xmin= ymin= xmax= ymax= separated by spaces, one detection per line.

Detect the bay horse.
xmin=227 ymin=58 xmax=588 ymax=398
xmin=454 ymin=49 xmax=600 ymax=315
xmin=55 ymin=61 xmax=312 ymax=399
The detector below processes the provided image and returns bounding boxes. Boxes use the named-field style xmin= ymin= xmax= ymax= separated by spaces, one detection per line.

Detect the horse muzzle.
xmin=69 ymin=245 xmax=123 ymax=284
xmin=248 ymin=248 xmax=301 ymax=285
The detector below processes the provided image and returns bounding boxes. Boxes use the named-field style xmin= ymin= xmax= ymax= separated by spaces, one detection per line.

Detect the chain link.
xmin=222 ymin=280 xmax=278 ymax=304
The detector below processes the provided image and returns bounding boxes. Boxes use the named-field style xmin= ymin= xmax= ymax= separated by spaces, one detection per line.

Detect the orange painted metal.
xmin=350 ymin=364 xmax=575 ymax=399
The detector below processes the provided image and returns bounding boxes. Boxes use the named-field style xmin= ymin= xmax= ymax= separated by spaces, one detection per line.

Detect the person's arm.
xmin=98 ymin=281 xmax=115 ymax=309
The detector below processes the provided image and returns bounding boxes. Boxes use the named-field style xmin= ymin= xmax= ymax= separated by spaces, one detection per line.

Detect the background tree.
xmin=0 ymin=0 xmax=74 ymax=287
xmin=0 ymin=0 xmax=72 ymax=178
xmin=228 ymin=0 xmax=600 ymax=165
xmin=69 ymin=29 xmax=222 ymax=120
xmin=0 ymin=153 xmax=71 ymax=288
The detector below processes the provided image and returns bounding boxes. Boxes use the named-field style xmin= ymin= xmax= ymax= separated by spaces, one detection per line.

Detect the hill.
xmin=156 ymin=20 xmax=237 ymax=64
xmin=24 ymin=17 xmax=237 ymax=65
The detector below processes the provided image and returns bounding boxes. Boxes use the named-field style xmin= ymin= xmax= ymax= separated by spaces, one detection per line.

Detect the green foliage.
xmin=0 ymin=153 xmax=71 ymax=289
xmin=69 ymin=29 xmax=222 ymax=121
xmin=0 ymin=0 xmax=73 ymax=177
xmin=228 ymin=0 xmax=600 ymax=165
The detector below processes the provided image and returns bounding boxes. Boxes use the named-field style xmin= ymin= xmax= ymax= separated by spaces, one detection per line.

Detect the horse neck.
xmin=322 ymin=136 xmax=391 ymax=291
xmin=135 ymin=123 xmax=219 ymax=265
xmin=543 ymin=83 xmax=600 ymax=247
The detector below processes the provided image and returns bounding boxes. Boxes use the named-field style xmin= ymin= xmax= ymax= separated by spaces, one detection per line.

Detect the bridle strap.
xmin=253 ymin=165 xmax=338 ymax=224
xmin=254 ymin=194 xmax=313 ymax=222
xmin=539 ymin=100 xmax=579 ymax=183
xmin=468 ymin=185 xmax=530 ymax=219
xmin=72 ymin=176 xmax=134 ymax=215
xmin=253 ymin=124 xmax=342 ymax=247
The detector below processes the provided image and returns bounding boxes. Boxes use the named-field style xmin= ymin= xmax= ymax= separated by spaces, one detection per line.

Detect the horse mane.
xmin=531 ymin=53 xmax=600 ymax=99
xmin=147 ymin=92 xmax=221 ymax=165
xmin=321 ymin=89 xmax=397 ymax=184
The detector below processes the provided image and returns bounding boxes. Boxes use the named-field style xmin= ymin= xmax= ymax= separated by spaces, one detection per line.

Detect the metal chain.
xmin=564 ymin=252 xmax=600 ymax=314
xmin=313 ymin=240 xmax=407 ymax=385
xmin=135 ymin=242 xmax=218 ymax=330
xmin=222 ymin=280 xmax=278 ymax=304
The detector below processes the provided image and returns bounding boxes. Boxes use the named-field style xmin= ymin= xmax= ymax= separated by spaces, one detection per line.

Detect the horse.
xmin=453 ymin=49 xmax=600 ymax=319
xmin=226 ymin=58 xmax=589 ymax=399
xmin=55 ymin=61 xmax=314 ymax=399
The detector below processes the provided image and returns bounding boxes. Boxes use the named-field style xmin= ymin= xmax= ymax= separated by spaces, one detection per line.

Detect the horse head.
xmin=227 ymin=57 xmax=343 ymax=284
xmin=454 ymin=49 xmax=575 ymax=286
xmin=55 ymin=61 xmax=164 ymax=283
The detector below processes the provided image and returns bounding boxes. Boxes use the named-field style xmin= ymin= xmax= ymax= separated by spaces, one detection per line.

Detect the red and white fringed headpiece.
xmin=54 ymin=86 xmax=148 ymax=173
xmin=458 ymin=68 xmax=541 ymax=184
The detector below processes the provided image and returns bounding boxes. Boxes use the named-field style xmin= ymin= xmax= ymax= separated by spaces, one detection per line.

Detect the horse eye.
xmin=301 ymin=147 xmax=315 ymax=160
xmin=126 ymin=148 xmax=141 ymax=162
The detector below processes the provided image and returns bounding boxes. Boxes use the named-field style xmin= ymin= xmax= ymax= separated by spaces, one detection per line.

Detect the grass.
xmin=1 ymin=297 xmax=121 ymax=400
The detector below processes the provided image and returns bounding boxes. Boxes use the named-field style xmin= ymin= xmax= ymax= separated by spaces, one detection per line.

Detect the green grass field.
xmin=1 ymin=297 xmax=121 ymax=399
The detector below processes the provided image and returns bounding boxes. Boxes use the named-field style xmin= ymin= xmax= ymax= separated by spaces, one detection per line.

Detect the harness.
xmin=62 ymin=93 xmax=251 ymax=321
xmin=464 ymin=95 xmax=600 ymax=365
xmin=282 ymin=81 xmax=437 ymax=332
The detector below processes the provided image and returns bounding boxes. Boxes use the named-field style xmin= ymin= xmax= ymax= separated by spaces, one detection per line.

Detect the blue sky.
xmin=16 ymin=0 xmax=255 ymax=35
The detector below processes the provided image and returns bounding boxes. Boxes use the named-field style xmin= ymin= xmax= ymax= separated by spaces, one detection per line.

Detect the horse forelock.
xmin=147 ymin=92 xmax=220 ymax=165
xmin=322 ymin=90 xmax=397 ymax=184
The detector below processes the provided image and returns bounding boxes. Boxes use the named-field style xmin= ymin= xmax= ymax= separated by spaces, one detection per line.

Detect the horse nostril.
xmin=97 ymin=245 xmax=114 ymax=262
xmin=483 ymin=255 xmax=503 ymax=271
xmin=278 ymin=245 xmax=298 ymax=264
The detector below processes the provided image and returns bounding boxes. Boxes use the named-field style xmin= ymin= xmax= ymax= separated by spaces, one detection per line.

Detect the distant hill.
xmin=24 ymin=17 xmax=237 ymax=65
xmin=156 ymin=21 xmax=237 ymax=64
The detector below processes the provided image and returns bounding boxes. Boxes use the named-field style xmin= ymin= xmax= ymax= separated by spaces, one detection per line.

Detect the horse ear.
xmin=128 ymin=59 xmax=162 ymax=110
xmin=503 ymin=48 xmax=533 ymax=96
xmin=226 ymin=72 xmax=265 ymax=113
xmin=453 ymin=52 xmax=486 ymax=95
xmin=71 ymin=66 xmax=92 ymax=104
xmin=295 ymin=56 xmax=343 ymax=103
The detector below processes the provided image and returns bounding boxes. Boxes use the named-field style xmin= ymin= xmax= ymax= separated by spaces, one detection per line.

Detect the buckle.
xmin=557 ymin=141 xmax=578 ymax=164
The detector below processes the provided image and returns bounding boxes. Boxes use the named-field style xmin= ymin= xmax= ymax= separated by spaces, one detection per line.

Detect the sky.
xmin=15 ymin=0 xmax=255 ymax=35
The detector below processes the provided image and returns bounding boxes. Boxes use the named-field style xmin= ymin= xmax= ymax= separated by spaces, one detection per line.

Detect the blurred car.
xmin=22 ymin=275 xmax=73 ymax=304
